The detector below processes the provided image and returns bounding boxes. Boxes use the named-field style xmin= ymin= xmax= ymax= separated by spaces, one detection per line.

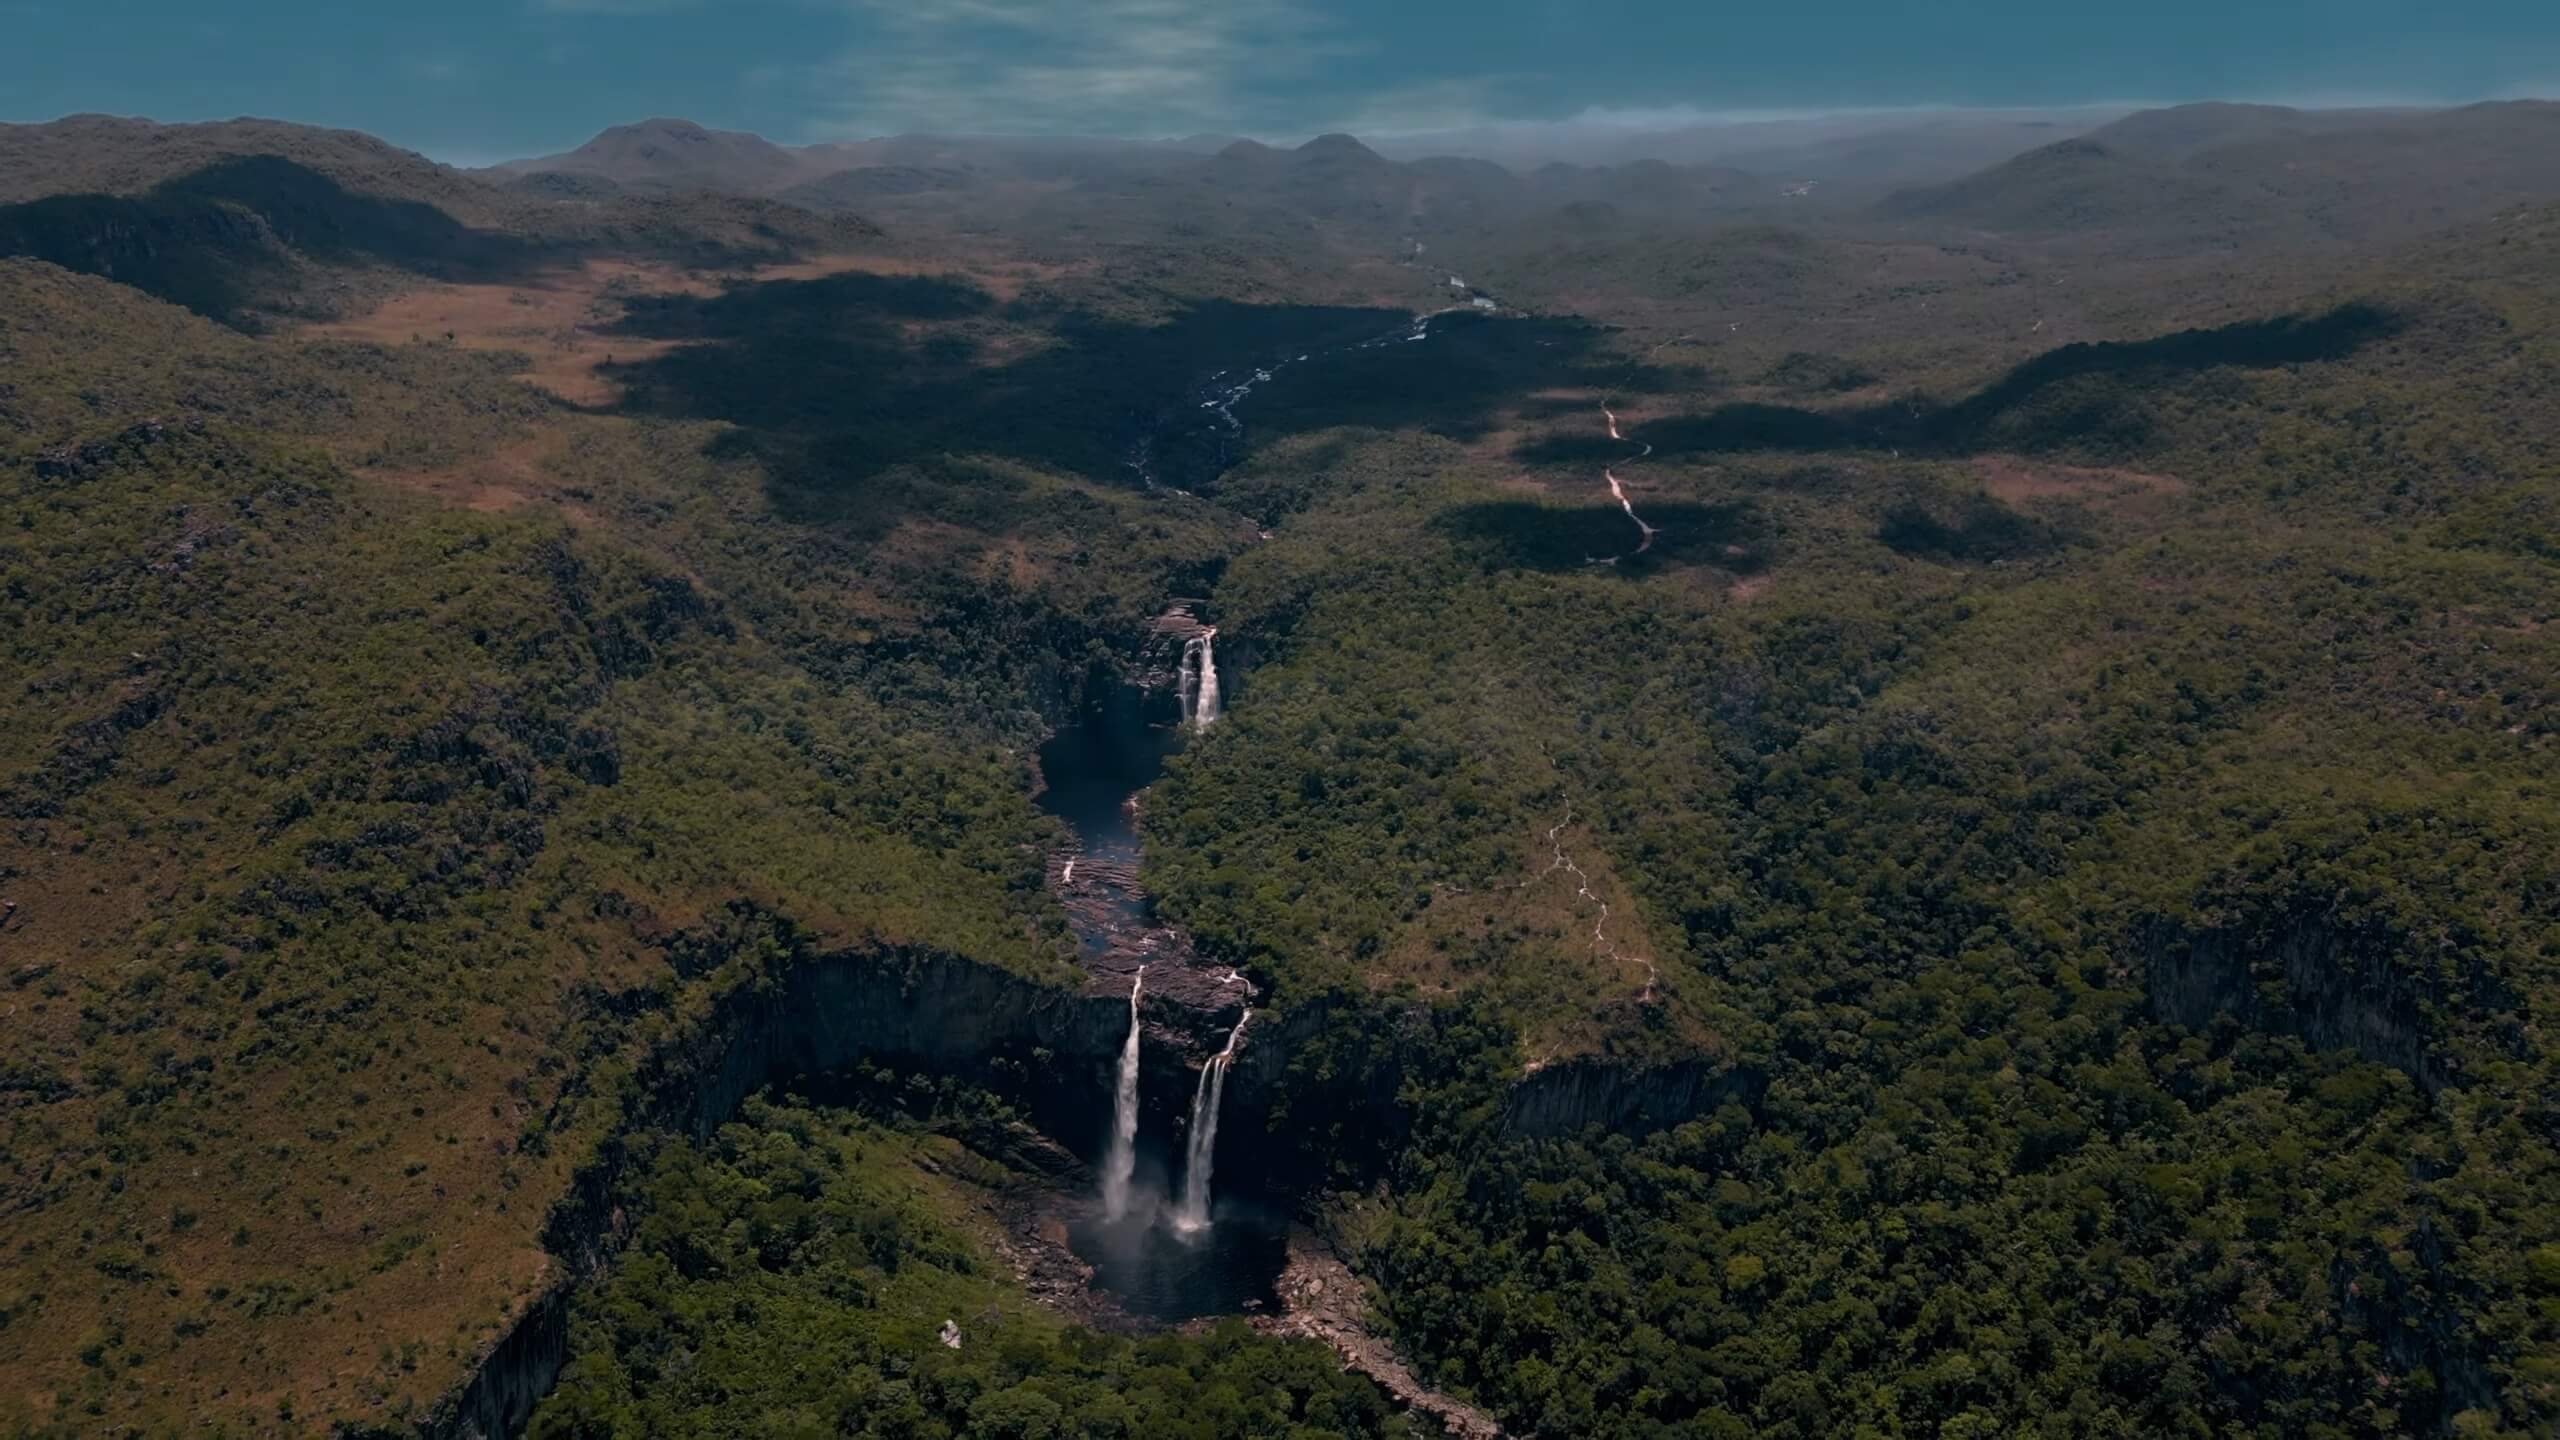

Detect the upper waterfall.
xmin=1180 ymin=628 xmax=1223 ymax=731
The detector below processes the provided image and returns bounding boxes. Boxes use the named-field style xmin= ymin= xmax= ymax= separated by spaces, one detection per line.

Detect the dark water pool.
xmin=1065 ymin=1185 xmax=1288 ymax=1323
xmin=1034 ymin=724 xmax=1164 ymax=850
xmin=1035 ymin=723 xmax=1169 ymax=954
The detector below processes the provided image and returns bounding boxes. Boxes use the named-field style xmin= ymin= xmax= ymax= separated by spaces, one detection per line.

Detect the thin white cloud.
xmin=809 ymin=0 xmax=1351 ymax=136
xmin=1323 ymin=76 xmax=1517 ymax=137
xmin=532 ymin=0 xmax=700 ymax=13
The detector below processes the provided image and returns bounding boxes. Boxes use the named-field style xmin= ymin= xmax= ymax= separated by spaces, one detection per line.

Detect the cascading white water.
xmin=1172 ymin=1009 xmax=1249 ymax=1234
xmin=1193 ymin=630 xmax=1221 ymax=729
xmin=1101 ymin=966 xmax=1145 ymax=1220
xmin=1179 ymin=629 xmax=1222 ymax=731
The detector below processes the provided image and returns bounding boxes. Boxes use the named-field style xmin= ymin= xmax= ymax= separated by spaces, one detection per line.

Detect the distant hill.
xmin=0 ymin=153 xmax=540 ymax=323
xmin=489 ymin=117 xmax=813 ymax=195
xmin=1873 ymin=136 xmax=2249 ymax=236
xmin=1189 ymin=133 xmax=1772 ymax=240
xmin=1876 ymin=101 xmax=2560 ymax=249
xmin=0 ymin=113 xmax=505 ymax=221
xmin=482 ymin=120 xmax=1784 ymax=252
xmin=1205 ymin=133 xmax=1411 ymax=221
xmin=2079 ymin=102 xmax=2395 ymax=160
xmin=777 ymin=164 xmax=975 ymax=211
xmin=1371 ymin=106 xmax=2131 ymax=185
xmin=0 ymin=117 xmax=878 ymax=325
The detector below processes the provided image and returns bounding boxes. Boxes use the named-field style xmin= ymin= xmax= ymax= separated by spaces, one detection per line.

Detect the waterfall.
xmin=1177 ymin=635 xmax=1199 ymax=726
xmin=1101 ymin=967 xmax=1144 ymax=1221
xmin=1173 ymin=1009 xmax=1249 ymax=1233
xmin=1179 ymin=628 xmax=1222 ymax=731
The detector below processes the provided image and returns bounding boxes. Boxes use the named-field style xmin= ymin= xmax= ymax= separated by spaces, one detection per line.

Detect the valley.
xmin=0 ymin=95 xmax=2556 ymax=1440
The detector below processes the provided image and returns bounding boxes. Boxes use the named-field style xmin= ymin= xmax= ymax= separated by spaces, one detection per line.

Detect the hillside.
xmin=0 ymin=113 xmax=505 ymax=220
xmin=0 ymin=245 xmax=1263 ymax=1432
xmin=2080 ymin=100 xmax=2401 ymax=160
xmin=1142 ymin=197 xmax=2560 ymax=1439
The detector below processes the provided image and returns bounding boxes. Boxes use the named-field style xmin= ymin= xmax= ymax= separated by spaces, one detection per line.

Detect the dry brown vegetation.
xmin=1969 ymin=451 xmax=2188 ymax=502
xmin=303 ymin=251 xmax=1072 ymax=407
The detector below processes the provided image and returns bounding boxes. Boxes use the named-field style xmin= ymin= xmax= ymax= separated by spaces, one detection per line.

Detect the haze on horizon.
xmin=5 ymin=0 xmax=2557 ymax=166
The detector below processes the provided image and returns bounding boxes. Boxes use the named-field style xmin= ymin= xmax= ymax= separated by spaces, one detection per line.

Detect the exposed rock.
xmin=32 ymin=417 xmax=206 ymax=483
xmin=1258 ymin=1229 xmax=1504 ymax=1439
xmin=423 ymin=1287 xmax=568 ymax=1440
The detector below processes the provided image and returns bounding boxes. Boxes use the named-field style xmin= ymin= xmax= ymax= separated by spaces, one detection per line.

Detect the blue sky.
xmin=5 ymin=0 xmax=2556 ymax=162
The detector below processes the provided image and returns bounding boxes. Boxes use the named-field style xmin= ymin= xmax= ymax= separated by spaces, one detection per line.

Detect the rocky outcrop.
xmin=1261 ymin=1230 xmax=1504 ymax=1439
xmin=419 ymin=1289 xmax=568 ymax=1440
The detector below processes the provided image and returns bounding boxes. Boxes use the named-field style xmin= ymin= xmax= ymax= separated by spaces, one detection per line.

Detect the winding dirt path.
xmin=1519 ymin=806 xmax=1658 ymax=1004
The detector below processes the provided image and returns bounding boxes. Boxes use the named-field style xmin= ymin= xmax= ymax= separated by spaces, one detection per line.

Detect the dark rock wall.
xmin=428 ymin=954 xmax=1750 ymax=1437
xmin=2140 ymin=916 xmax=2448 ymax=1092
xmin=1503 ymin=1056 xmax=1763 ymax=1139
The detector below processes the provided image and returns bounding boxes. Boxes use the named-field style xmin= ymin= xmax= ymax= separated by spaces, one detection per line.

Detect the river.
xmin=1034 ymin=721 xmax=1287 ymax=1322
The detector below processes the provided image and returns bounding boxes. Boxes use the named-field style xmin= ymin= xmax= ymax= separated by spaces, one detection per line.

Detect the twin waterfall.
xmin=1178 ymin=629 xmax=1222 ymax=731
xmin=1172 ymin=1010 xmax=1250 ymax=1234
xmin=1101 ymin=967 xmax=1145 ymax=1221
xmin=1097 ymin=981 xmax=1251 ymax=1236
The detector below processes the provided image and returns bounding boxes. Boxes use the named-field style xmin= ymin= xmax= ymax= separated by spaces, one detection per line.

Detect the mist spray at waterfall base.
xmin=1060 ymin=1008 xmax=1279 ymax=1322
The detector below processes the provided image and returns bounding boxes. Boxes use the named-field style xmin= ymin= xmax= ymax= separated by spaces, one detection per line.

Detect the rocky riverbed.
xmin=1258 ymin=1230 xmax=1505 ymax=1439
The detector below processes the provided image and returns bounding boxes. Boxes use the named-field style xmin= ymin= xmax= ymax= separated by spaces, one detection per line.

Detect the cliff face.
xmin=1504 ymin=1057 xmax=1763 ymax=1139
xmin=424 ymin=944 xmax=1214 ymax=1439
xmin=2138 ymin=912 xmax=2501 ymax=1431
xmin=419 ymin=1291 xmax=567 ymax=1440
xmin=428 ymin=944 xmax=1751 ymax=1437
xmin=2139 ymin=915 xmax=2449 ymax=1092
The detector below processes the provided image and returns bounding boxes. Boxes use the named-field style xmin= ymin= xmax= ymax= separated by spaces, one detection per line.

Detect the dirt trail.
xmin=1517 ymin=806 xmax=1659 ymax=1005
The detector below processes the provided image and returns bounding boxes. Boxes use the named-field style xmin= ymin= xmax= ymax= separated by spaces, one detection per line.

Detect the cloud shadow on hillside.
xmin=602 ymin=272 xmax=1639 ymax=518
xmin=0 ymin=156 xmax=547 ymax=323
xmin=1514 ymin=303 xmax=2403 ymax=465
